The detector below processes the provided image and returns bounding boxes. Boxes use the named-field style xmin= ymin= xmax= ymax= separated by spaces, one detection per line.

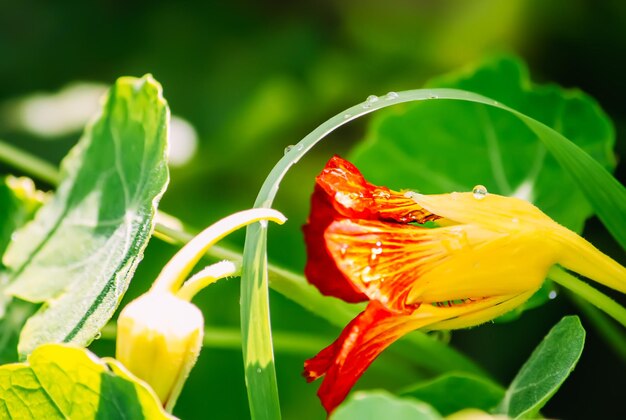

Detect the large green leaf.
xmin=401 ymin=373 xmax=504 ymax=416
xmin=2 ymin=75 xmax=169 ymax=356
xmin=498 ymin=315 xmax=585 ymax=418
xmin=0 ymin=344 xmax=171 ymax=419
xmin=350 ymin=55 xmax=616 ymax=234
xmin=331 ymin=390 xmax=442 ymax=420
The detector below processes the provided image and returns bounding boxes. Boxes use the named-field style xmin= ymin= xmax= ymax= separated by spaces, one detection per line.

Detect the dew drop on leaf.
xmin=385 ymin=91 xmax=399 ymax=100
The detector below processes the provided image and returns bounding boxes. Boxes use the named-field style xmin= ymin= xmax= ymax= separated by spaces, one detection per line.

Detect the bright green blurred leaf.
xmin=2 ymin=75 xmax=169 ymax=356
xmin=331 ymin=390 xmax=442 ymax=420
xmin=0 ymin=176 xmax=47 ymax=261
xmin=498 ymin=315 xmax=585 ymax=418
xmin=401 ymin=373 xmax=504 ymax=416
xmin=0 ymin=176 xmax=47 ymax=363
xmin=0 ymin=344 xmax=171 ymax=419
xmin=351 ymin=55 xmax=616 ymax=233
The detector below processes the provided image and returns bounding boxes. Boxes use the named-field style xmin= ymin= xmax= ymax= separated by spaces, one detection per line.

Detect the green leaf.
xmin=401 ymin=373 xmax=504 ymax=416
xmin=498 ymin=315 xmax=585 ymax=418
xmin=0 ymin=176 xmax=47 ymax=261
xmin=351 ymin=55 xmax=616 ymax=234
xmin=2 ymin=75 xmax=169 ymax=356
xmin=0 ymin=176 xmax=46 ymax=363
xmin=331 ymin=390 xmax=442 ymax=420
xmin=0 ymin=343 xmax=171 ymax=419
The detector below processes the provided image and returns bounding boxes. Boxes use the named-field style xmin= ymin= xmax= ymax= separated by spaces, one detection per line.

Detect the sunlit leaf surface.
xmin=2 ymin=75 xmax=169 ymax=356
xmin=0 ymin=344 xmax=171 ymax=419
xmin=331 ymin=390 xmax=442 ymax=420
xmin=401 ymin=373 xmax=504 ymax=416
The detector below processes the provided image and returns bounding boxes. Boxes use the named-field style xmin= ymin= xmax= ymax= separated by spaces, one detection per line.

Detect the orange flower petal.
xmin=303 ymin=301 xmax=426 ymax=413
xmin=303 ymin=156 xmax=438 ymax=303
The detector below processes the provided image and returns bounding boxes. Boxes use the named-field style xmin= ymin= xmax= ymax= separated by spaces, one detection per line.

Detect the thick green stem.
xmin=549 ymin=266 xmax=626 ymax=328
xmin=152 ymin=208 xmax=285 ymax=294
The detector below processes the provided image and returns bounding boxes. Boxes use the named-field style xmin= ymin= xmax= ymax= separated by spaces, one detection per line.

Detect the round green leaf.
xmin=0 ymin=344 xmax=171 ymax=419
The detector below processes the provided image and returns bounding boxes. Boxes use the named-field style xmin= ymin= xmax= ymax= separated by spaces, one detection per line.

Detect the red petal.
xmin=324 ymin=218 xmax=449 ymax=312
xmin=303 ymin=301 xmax=424 ymax=413
xmin=303 ymin=156 xmax=438 ymax=303
xmin=315 ymin=155 xmax=437 ymax=223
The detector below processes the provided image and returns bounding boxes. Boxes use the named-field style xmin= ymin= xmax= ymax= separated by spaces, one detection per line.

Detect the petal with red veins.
xmin=303 ymin=156 xmax=438 ymax=303
xmin=303 ymin=300 xmax=426 ymax=413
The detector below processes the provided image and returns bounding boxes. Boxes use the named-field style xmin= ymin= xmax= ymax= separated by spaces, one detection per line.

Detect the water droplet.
xmin=297 ymin=144 xmax=304 ymax=151
xmin=284 ymin=145 xmax=294 ymax=155
xmin=428 ymin=93 xmax=439 ymax=99
xmin=362 ymin=94 xmax=379 ymax=109
xmin=94 ymin=332 xmax=102 ymax=340
xmin=343 ymin=113 xmax=352 ymax=119
xmin=385 ymin=91 xmax=399 ymax=100
xmin=370 ymin=242 xmax=383 ymax=262
xmin=472 ymin=185 xmax=488 ymax=200
xmin=493 ymin=100 xmax=499 ymax=105
xmin=360 ymin=266 xmax=381 ymax=283
xmin=548 ymin=290 xmax=558 ymax=300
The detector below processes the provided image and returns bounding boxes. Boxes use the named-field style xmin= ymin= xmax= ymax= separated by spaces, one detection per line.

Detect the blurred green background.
xmin=1 ymin=1 xmax=625 ymax=418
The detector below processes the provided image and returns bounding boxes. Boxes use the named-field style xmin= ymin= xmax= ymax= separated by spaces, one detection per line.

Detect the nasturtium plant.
xmin=2 ymin=75 xmax=169 ymax=356
xmin=348 ymin=55 xmax=619 ymax=319
xmin=0 ymin=52 xmax=623 ymax=420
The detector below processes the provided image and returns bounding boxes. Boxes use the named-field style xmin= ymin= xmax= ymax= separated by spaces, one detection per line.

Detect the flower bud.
xmin=116 ymin=291 xmax=203 ymax=411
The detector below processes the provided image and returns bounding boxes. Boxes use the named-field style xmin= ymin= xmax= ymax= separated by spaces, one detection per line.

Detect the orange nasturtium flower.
xmin=302 ymin=155 xmax=626 ymax=413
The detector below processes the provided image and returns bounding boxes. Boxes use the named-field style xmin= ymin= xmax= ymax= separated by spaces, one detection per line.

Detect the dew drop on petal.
xmin=385 ymin=91 xmax=399 ymax=100
xmin=369 ymin=242 xmax=383 ymax=262
xmin=339 ymin=243 xmax=349 ymax=257
xmin=472 ymin=185 xmax=488 ymax=200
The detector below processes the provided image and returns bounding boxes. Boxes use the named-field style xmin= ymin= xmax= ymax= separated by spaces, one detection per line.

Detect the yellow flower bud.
xmin=116 ymin=292 xmax=203 ymax=411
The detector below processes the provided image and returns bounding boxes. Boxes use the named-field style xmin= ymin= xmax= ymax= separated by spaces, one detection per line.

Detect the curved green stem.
xmin=176 ymin=260 xmax=239 ymax=301
xmin=152 ymin=208 xmax=286 ymax=294
xmin=549 ymin=266 xmax=626 ymax=328
xmin=0 ymin=140 xmax=60 ymax=185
